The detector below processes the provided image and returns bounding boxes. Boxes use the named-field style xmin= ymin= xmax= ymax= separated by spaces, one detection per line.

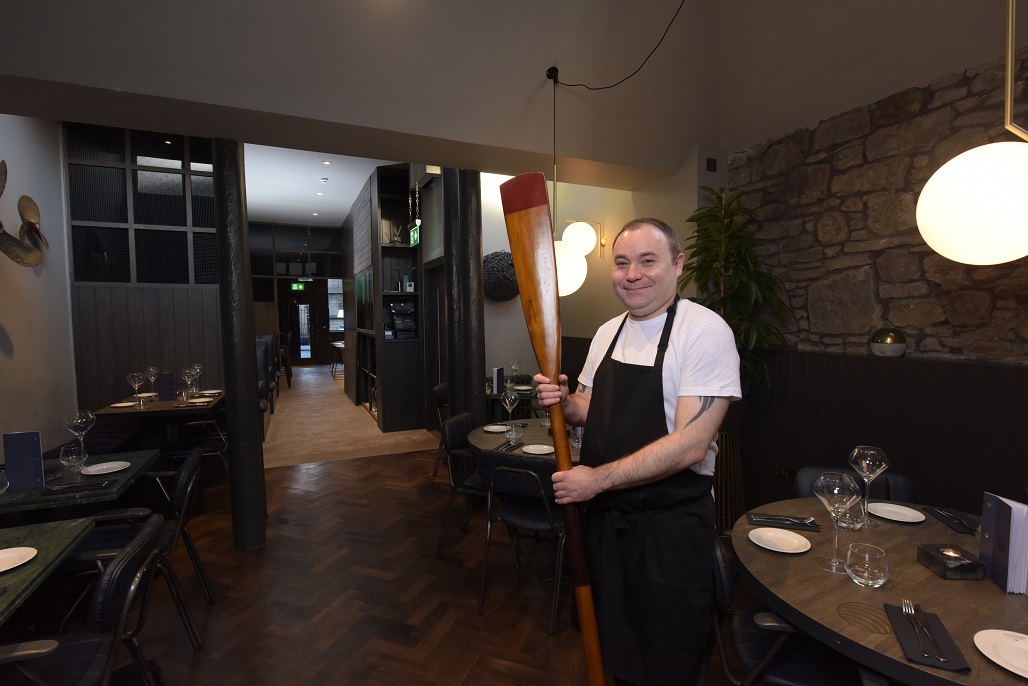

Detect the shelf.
xmin=383 ymin=290 xmax=417 ymax=296
xmin=382 ymin=243 xmax=416 ymax=249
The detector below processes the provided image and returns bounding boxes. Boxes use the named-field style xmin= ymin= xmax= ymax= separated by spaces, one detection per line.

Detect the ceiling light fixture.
xmin=323 ymin=160 xmax=331 ymax=165
xmin=547 ymin=66 xmax=587 ymax=297
xmin=916 ymin=0 xmax=1028 ymax=265
xmin=316 ymin=192 xmax=324 ymax=196
xmin=320 ymin=177 xmax=329 ymax=183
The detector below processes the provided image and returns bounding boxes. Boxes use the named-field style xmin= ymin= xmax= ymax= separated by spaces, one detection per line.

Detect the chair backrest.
xmin=441 ymin=412 xmax=476 ymax=454
xmin=794 ymin=465 xmax=918 ymax=503
xmin=88 ymin=513 xmax=163 ymax=636
xmin=433 ymin=382 xmax=449 ymax=424
xmin=165 ymin=449 xmax=203 ymax=553
xmin=478 ymin=451 xmax=558 ymax=500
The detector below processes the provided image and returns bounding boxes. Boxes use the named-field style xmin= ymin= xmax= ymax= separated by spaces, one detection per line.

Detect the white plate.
xmin=80 ymin=461 xmax=131 ymax=475
xmin=522 ymin=444 xmax=555 ymax=455
xmin=513 ymin=385 xmax=533 ymax=391
xmin=482 ymin=424 xmax=508 ymax=433
xmin=975 ymin=630 xmax=1028 ymax=679
xmin=136 ymin=392 xmax=157 ymax=398
xmin=868 ymin=502 xmax=925 ymax=522
xmin=748 ymin=527 xmax=811 ymax=554
xmin=195 ymin=390 xmax=222 ymax=396
xmin=187 ymin=397 xmax=211 ymax=404
xmin=110 ymin=402 xmax=135 ymax=408
xmin=0 ymin=547 xmax=37 ymax=573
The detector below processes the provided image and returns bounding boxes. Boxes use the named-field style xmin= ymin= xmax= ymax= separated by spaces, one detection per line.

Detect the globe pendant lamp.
xmin=563 ymin=221 xmax=598 ymax=255
xmin=553 ymin=239 xmax=588 ymax=296
xmin=916 ymin=0 xmax=1028 ymax=266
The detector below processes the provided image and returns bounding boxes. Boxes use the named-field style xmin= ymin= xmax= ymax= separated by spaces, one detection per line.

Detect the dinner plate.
xmin=513 ymin=385 xmax=533 ymax=391
xmin=974 ymin=630 xmax=1028 ymax=678
xmin=135 ymin=392 xmax=156 ymax=398
xmin=522 ymin=444 xmax=555 ymax=455
xmin=868 ymin=502 xmax=925 ymax=522
xmin=482 ymin=424 xmax=508 ymax=433
xmin=748 ymin=527 xmax=811 ymax=554
xmin=0 ymin=547 xmax=37 ymax=573
xmin=188 ymin=397 xmax=212 ymax=404
xmin=110 ymin=402 xmax=135 ymax=408
xmin=195 ymin=390 xmax=222 ymax=396
xmin=80 ymin=461 xmax=131 ymax=476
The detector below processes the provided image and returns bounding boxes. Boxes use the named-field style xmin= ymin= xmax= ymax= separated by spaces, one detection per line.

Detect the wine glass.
xmin=180 ymin=367 xmax=197 ymax=401
xmin=190 ymin=362 xmax=205 ymax=393
xmin=813 ymin=471 xmax=862 ymax=574
xmin=62 ymin=410 xmax=96 ymax=461
xmin=146 ymin=365 xmax=160 ymax=393
xmin=508 ymin=359 xmax=519 ymax=385
xmin=127 ymin=371 xmax=146 ymax=408
xmin=848 ymin=445 xmax=889 ymax=528
xmin=501 ymin=388 xmax=520 ymax=434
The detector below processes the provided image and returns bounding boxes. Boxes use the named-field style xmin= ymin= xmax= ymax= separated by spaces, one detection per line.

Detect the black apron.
xmin=579 ymin=297 xmax=715 ymax=686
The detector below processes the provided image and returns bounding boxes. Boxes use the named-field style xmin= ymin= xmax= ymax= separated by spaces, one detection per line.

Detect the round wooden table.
xmin=466 ymin=420 xmax=579 ymax=462
xmin=731 ymin=498 xmax=1028 ymax=685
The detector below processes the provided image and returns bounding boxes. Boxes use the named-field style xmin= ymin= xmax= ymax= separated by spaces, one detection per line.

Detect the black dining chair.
xmin=431 ymin=382 xmax=449 ymax=477
xmin=710 ymin=537 xmax=883 ymax=686
xmin=793 ymin=466 xmax=918 ymax=503
xmin=0 ymin=514 xmax=165 ymax=686
xmin=476 ymin=449 xmax=566 ymax=634
xmin=436 ymin=412 xmax=487 ymax=556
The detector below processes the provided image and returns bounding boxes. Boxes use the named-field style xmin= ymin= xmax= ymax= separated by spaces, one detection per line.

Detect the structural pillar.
xmin=213 ymin=138 xmax=267 ymax=551
xmin=442 ymin=168 xmax=486 ymax=423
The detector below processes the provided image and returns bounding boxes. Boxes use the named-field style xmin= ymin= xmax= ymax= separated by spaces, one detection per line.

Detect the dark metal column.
xmin=213 ymin=138 xmax=266 ymax=551
xmin=442 ymin=169 xmax=486 ymax=423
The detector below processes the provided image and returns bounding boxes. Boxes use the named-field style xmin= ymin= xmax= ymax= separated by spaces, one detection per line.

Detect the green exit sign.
xmin=291 ymin=283 xmax=305 ymax=291
xmin=409 ymin=224 xmax=420 ymax=247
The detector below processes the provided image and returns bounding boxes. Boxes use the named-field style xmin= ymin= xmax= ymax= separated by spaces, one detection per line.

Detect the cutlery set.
xmin=494 ymin=439 xmax=523 ymax=452
xmin=928 ymin=507 xmax=979 ymax=535
xmin=902 ymin=598 xmax=948 ymax=663
xmin=749 ymin=513 xmax=818 ymax=525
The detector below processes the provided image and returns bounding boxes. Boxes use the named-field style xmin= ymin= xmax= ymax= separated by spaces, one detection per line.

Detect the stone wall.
xmin=727 ymin=48 xmax=1028 ymax=364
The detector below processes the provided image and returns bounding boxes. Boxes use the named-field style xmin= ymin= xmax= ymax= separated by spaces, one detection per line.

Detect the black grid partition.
xmin=65 ymin=123 xmax=217 ymax=284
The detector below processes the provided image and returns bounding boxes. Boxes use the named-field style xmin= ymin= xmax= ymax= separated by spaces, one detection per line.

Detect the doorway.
xmin=278 ymin=279 xmax=330 ymax=365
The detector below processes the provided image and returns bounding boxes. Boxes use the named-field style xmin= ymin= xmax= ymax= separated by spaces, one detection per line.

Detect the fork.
xmin=750 ymin=514 xmax=816 ymax=524
xmin=902 ymin=599 xmax=931 ymax=658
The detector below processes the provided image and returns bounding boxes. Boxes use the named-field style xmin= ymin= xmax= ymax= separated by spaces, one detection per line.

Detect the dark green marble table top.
xmin=0 ymin=449 xmax=160 ymax=514
xmin=0 ymin=517 xmax=94 ymax=625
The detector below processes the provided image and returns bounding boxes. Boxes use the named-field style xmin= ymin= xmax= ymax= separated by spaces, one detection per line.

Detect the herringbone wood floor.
xmin=130 ymin=367 xmax=737 ymax=685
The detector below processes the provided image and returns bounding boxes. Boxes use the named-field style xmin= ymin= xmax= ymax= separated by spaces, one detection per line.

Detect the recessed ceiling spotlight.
xmin=316 ymin=192 xmax=324 ymax=196
xmin=320 ymin=177 xmax=329 ymax=183
xmin=164 ymin=140 xmax=172 ymax=145
xmin=323 ymin=160 xmax=331 ymax=165
xmin=312 ymin=213 xmax=319 ymax=216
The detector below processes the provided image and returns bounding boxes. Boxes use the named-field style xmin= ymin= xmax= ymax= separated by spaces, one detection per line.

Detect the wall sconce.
xmin=916 ymin=0 xmax=1028 ymax=265
xmin=563 ymin=220 xmax=600 ymax=255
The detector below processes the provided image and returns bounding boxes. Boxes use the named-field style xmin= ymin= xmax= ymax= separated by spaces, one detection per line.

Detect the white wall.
xmin=0 ymin=114 xmax=78 ymax=460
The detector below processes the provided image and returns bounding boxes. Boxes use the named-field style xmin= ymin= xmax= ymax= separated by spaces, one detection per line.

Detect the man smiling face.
xmin=611 ymin=221 xmax=685 ymax=320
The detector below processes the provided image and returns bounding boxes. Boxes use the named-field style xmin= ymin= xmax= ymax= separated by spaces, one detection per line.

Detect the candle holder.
xmin=916 ymin=543 xmax=985 ymax=580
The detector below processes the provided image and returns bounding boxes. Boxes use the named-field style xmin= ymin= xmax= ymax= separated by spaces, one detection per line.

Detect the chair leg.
xmin=432 ymin=440 xmax=445 ymax=477
xmin=506 ymin=524 xmax=522 ymax=571
xmin=460 ymin=495 xmax=476 ymax=530
xmin=124 ymin=636 xmax=160 ymax=686
xmin=181 ymin=527 xmax=214 ymax=604
xmin=550 ymin=532 xmax=567 ymax=635
xmin=159 ymin=559 xmax=204 ymax=649
xmin=436 ymin=490 xmax=459 ymax=556
xmin=477 ymin=512 xmax=495 ymax=615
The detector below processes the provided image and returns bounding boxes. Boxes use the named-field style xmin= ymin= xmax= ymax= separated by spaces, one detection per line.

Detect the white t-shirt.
xmin=578 ymin=299 xmax=741 ymax=476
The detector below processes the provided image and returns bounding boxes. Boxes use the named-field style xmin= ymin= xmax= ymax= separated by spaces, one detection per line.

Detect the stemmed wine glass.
xmin=813 ymin=471 xmax=862 ymax=574
xmin=180 ymin=367 xmax=198 ymax=401
xmin=508 ymin=359 xmax=519 ymax=386
xmin=190 ymin=362 xmax=205 ymax=393
xmin=146 ymin=365 xmax=160 ymax=394
xmin=847 ymin=445 xmax=889 ymax=528
xmin=501 ymin=387 xmax=520 ymax=438
xmin=62 ymin=410 xmax=96 ymax=462
xmin=127 ymin=371 xmax=146 ymax=408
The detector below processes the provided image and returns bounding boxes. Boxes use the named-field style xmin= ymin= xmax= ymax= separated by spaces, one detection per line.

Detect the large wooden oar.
xmin=499 ymin=172 xmax=604 ymax=685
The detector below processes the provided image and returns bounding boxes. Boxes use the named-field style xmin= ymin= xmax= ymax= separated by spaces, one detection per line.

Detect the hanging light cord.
xmin=556 ymin=0 xmax=686 ymax=90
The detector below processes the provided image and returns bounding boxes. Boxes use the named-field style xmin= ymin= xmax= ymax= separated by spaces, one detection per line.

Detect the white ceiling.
xmin=242 ymin=145 xmax=395 ymax=226
xmin=0 ymin=0 xmax=1024 ymax=227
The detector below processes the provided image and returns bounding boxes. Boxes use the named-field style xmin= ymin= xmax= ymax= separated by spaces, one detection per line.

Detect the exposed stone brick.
xmin=880 ymin=282 xmax=929 ymax=298
xmin=865 ymin=192 xmax=916 ymax=236
xmin=832 ymin=157 xmax=910 ymax=194
xmin=727 ymin=164 xmax=751 ymax=188
xmin=813 ymin=107 xmax=871 ymax=150
xmin=833 ymin=145 xmax=865 ymax=170
xmin=887 ymin=300 xmax=946 ymax=327
xmin=840 ymin=198 xmax=863 ymax=212
xmin=944 ymin=291 xmax=992 ymax=326
xmin=877 ymin=250 xmax=922 ymax=282
xmin=786 ymin=165 xmax=830 ymax=205
xmin=757 ymin=218 xmax=803 ymax=240
xmin=928 ymin=86 xmax=969 ymax=109
xmin=816 ymin=212 xmax=849 ymax=245
xmin=762 ymin=140 xmax=805 ymax=176
xmin=866 ymin=108 xmax=955 ymax=160
xmin=872 ymin=87 xmax=925 ymax=127
xmin=934 ymin=127 xmax=991 ymax=166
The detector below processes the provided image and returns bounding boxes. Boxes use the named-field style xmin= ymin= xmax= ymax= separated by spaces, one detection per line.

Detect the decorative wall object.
xmin=483 ymin=250 xmax=519 ymax=302
xmin=0 ymin=160 xmax=48 ymax=267
xmin=870 ymin=327 xmax=907 ymax=357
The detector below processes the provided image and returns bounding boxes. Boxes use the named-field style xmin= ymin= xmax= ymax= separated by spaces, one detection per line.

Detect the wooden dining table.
xmin=94 ymin=391 xmax=225 ymax=447
xmin=466 ymin=420 xmax=579 ymax=461
xmin=0 ymin=449 xmax=160 ymax=515
xmin=0 ymin=518 xmax=94 ymax=625
xmin=732 ymin=498 xmax=1028 ymax=685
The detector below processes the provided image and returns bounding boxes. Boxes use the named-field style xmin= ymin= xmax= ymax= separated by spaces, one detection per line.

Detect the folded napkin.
xmin=884 ymin=604 xmax=969 ymax=671
xmin=746 ymin=512 xmax=821 ymax=532
xmin=923 ymin=506 xmax=979 ymax=535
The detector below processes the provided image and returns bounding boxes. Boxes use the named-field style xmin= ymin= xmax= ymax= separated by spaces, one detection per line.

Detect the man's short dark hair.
xmin=612 ymin=218 xmax=683 ymax=260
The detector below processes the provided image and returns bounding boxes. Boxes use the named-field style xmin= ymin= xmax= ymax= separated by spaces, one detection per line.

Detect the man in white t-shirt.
xmin=534 ymin=218 xmax=740 ymax=686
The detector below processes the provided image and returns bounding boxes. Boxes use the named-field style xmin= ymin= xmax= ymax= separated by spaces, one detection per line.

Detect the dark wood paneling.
xmin=380 ymin=339 xmax=424 ymax=431
xmin=741 ymin=349 xmax=1028 ymax=514
xmin=71 ymin=283 xmax=223 ymax=413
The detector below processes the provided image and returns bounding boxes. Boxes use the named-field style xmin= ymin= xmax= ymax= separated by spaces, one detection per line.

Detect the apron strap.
xmin=603 ymin=295 xmax=681 ymax=366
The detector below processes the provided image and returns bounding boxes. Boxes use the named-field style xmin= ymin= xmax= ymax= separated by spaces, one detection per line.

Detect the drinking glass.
xmin=62 ymin=410 xmax=96 ymax=461
xmin=813 ymin=471 xmax=862 ymax=574
xmin=845 ymin=543 xmax=889 ymax=587
xmin=60 ymin=444 xmax=84 ymax=474
xmin=847 ymin=445 xmax=889 ymax=528
xmin=190 ymin=362 xmax=205 ymax=393
xmin=505 ymin=423 xmax=523 ymax=441
xmin=146 ymin=365 xmax=160 ymax=393
xmin=501 ymin=388 xmax=520 ymax=433
xmin=569 ymin=426 xmax=583 ymax=450
xmin=509 ymin=360 xmax=519 ymax=380
xmin=180 ymin=368 xmax=197 ymax=401
xmin=127 ymin=371 xmax=146 ymax=408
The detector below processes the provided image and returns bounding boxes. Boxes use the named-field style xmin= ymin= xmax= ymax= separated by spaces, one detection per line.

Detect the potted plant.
xmin=679 ymin=186 xmax=788 ymax=394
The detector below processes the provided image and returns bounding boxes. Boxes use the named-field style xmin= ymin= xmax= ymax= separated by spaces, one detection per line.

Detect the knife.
xmin=930 ymin=507 xmax=977 ymax=534
xmin=503 ymin=441 xmax=524 ymax=453
xmin=913 ymin=604 xmax=948 ymax=663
